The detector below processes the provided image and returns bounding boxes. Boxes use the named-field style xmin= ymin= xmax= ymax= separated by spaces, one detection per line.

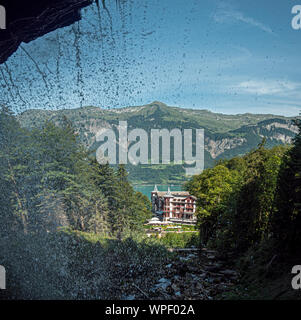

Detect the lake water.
xmin=134 ymin=184 xmax=183 ymax=200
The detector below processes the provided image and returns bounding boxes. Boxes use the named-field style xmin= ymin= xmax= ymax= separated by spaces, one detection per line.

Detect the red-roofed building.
xmin=151 ymin=186 xmax=197 ymax=223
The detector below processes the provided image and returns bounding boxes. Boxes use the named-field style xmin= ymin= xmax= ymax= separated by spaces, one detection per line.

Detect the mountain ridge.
xmin=17 ymin=101 xmax=299 ymax=184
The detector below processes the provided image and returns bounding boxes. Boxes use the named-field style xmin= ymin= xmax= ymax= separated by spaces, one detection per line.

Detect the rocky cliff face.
xmin=205 ymin=137 xmax=247 ymax=159
xmin=200 ymin=119 xmax=296 ymax=159
xmin=18 ymin=102 xmax=299 ymax=178
xmin=0 ymin=0 xmax=93 ymax=64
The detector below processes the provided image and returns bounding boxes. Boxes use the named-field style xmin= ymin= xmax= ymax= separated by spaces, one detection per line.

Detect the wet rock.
xmin=0 ymin=0 xmax=93 ymax=64
xmin=204 ymin=264 xmax=223 ymax=272
xmin=152 ymin=278 xmax=172 ymax=291
xmin=187 ymin=265 xmax=199 ymax=273
xmin=219 ymin=270 xmax=238 ymax=278
xmin=186 ymin=254 xmax=197 ymax=260
xmin=171 ymin=283 xmax=180 ymax=292
xmin=117 ymin=246 xmax=239 ymax=301
xmin=207 ymin=255 xmax=216 ymax=260
xmin=202 ymin=249 xmax=217 ymax=254
xmin=179 ymin=256 xmax=190 ymax=262
xmin=212 ymin=277 xmax=223 ymax=284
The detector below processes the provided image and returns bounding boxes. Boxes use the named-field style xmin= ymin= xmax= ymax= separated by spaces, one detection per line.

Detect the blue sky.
xmin=1 ymin=0 xmax=300 ymax=116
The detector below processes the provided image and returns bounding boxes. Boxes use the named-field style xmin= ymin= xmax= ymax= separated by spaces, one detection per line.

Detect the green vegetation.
xmin=0 ymin=106 xmax=157 ymax=299
xmin=0 ymin=228 xmax=172 ymax=299
xmin=144 ymin=224 xmax=197 ymax=231
xmin=1 ymin=103 xmax=300 ymax=300
xmin=0 ymin=106 xmax=152 ymax=238
xmin=158 ymin=232 xmax=199 ymax=248
xmin=17 ymin=101 xmax=299 ymax=184
xmin=19 ymin=101 xmax=293 ymax=134
xmin=127 ymin=163 xmax=187 ymax=184
xmin=185 ymin=118 xmax=301 ymax=299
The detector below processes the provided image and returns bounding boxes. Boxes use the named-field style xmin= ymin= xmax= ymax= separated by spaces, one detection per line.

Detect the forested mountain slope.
xmin=18 ymin=101 xmax=299 ymax=183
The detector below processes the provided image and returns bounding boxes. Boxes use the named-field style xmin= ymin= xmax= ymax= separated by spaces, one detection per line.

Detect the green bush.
xmin=159 ymin=232 xmax=199 ymax=248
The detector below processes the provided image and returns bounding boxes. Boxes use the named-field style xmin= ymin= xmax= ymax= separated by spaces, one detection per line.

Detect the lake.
xmin=133 ymin=184 xmax=184 ymax=200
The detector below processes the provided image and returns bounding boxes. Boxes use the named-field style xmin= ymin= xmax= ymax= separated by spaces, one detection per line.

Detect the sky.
xmin=0 ymin=0 xmax=300 ymax=116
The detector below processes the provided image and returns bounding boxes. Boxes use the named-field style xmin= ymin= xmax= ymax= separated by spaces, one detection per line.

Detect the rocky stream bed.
xmin=120 ymin=248 xmax=239 ymax=300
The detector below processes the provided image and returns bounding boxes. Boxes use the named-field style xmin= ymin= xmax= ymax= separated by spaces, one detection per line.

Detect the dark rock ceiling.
xmin=0 ymin=0 xmax=94 ymax=64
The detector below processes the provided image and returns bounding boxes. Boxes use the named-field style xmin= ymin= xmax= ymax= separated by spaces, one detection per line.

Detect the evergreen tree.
xmin=186 ymin=164 xmax=240 ymax=245
xmin=272 ymin=119 xmax=301 ymax=252
xmin=186 ymin=141 xmax=287 ymax=253
xmin=0 ymin=106 xmax=30 ymax=233
xmin=233 ymin=143 xmax=284 ymax=251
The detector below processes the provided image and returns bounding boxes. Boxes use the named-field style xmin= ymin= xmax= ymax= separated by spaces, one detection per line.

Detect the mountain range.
xmin=18 ymin=101 xmax=299 ymax=184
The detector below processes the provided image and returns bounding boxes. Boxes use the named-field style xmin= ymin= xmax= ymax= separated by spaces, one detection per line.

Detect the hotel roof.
xmin=154 ymin=191 xmax=196 ymax=199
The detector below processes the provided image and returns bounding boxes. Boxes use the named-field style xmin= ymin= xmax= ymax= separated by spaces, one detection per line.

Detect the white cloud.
xmin=236 ymin=80 xmax=301 ymax=95
xmin=213 ymin=5 xmax=275 ymax=35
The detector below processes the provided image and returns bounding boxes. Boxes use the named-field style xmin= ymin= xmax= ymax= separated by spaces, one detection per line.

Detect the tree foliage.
xmin=272 ymin=119 xmax=301 ymax=252
xmin=186 ymin=136 xmax=291 ymax=254
xmin=0 ymin=106 xmax=152 ymax=238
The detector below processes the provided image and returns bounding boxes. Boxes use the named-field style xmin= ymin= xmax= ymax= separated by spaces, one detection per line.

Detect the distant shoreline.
xmin=132 ymin=184 xmax=184 ymax=186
